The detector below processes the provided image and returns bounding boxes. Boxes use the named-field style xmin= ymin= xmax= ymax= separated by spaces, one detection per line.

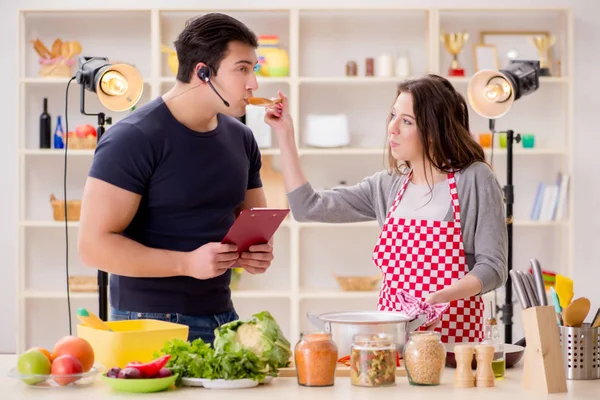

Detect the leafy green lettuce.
xmin=155 ymin=311 xmax=291 ymax=385
xmin=156 ymin=338 xmax=267 ymax=386
xmin=213 ymin=311 xmax=292 ymax=375
xmin=201 ymin=349 xmax=266 ymax=381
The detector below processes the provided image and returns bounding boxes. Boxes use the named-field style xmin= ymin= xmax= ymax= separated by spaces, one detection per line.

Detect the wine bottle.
xmin=39 ymin=97 xmax=51 ymax=149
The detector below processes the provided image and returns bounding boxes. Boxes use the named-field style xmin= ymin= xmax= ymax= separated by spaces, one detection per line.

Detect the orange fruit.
xmin=29 ymin=347 xmax=52 ymax=363
xmin=51 ymin=336 xmax=95 ymax=372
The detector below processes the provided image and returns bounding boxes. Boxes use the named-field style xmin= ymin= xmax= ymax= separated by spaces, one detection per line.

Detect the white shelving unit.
xmin=16 ymin=6 xmax=573 ymax=351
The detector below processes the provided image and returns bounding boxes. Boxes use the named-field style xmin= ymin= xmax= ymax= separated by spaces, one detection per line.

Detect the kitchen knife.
xmin=517 ymin=270 xmax=537 ymax=307
xmin=525 ymin=272 xmax=541 ymax=307
xmin=530 ymin=259 xmax=548 ymax=306
xmin=510 ymin=270 xmax=529 ymax=309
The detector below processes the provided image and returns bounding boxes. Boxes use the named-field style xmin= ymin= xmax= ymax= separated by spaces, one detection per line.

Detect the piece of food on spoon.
xmin=248 ymin=97 xmax=282 ymax=106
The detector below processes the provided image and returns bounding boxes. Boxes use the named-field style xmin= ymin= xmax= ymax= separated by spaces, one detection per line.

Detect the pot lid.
xmin=316 ymin=310 xmax=413 ymax=324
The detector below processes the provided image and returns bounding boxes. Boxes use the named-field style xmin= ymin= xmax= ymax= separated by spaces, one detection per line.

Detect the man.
xmin=78 ymin=13 xmax=273 ymax=343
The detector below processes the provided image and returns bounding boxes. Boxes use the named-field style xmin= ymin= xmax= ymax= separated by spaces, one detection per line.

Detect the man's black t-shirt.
xmin=88 ymin=96 xmax=262 ymax=316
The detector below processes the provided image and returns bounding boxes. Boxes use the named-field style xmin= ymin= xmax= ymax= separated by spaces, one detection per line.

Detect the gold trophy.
xmin=531 ymin=35 xmax=556 ymax=76
xmin=441 ymin=32 xmax=469 ymax=76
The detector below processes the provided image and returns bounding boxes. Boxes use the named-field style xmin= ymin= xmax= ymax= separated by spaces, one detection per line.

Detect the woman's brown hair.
xmin=385 ymin=74 xmax=485 ymax=177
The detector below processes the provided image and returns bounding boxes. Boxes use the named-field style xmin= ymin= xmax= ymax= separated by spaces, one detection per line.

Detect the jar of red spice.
xmin=294 ymin=332 xmax=338 ymax=387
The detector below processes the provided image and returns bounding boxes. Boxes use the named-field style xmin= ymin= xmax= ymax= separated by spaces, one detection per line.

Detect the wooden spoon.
xmin=562 ymin=297 xmax=590 ymax=327
xmin=248 ymin=97 xmax=282 ymax=106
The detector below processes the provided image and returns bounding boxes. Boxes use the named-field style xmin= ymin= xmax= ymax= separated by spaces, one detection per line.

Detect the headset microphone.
xmin=197 ymin=66 xmax=230 ymax=107
xmin=207 ymin=80 xmax=230 ymax=108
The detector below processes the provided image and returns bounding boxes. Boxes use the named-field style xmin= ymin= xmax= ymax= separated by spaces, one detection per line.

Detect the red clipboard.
xmin=222 ymin=208 xmax=290 ymax=254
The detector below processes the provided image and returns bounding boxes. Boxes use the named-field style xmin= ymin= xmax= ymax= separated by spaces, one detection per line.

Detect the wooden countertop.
xmin=1 ymin=354 xmax=598 ymax=398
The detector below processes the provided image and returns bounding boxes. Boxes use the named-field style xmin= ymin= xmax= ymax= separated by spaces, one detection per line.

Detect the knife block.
xmin=521 ymin=305 xmax=568 ymax=394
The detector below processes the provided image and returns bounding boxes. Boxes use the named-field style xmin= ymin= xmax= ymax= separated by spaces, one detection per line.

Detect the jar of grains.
xmin=350 ymin=333 xmax=396 ymax=387
xmin=403 ymin=331 xmax=446 ymax=386
xmin=294 ymin=332 xmax=338 ymax=387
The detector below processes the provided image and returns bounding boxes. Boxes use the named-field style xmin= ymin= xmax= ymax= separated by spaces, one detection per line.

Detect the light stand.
xmin=467 ymin=60 xmax=540 ymax=344
xmin=79 ymin=84 xmax=112 ymax=321
xmin=488 ymin=119 xmax=522 ymax=344
xmin=75 ymin=56 xmax=143 ymax=321
xmin=80 ymin=84 xmax=113 ymax=139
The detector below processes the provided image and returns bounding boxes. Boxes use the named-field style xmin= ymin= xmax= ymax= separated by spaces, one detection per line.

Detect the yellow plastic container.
xmin=77 ymin=319 xmax=189 ymax=369
xmin=257 ymin=35 xmax=289 ymax=77
xmin=160 ymin=44 xmax=178 ymax=76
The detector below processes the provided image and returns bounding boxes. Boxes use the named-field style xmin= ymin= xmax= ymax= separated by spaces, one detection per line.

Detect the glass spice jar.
xmin=350 ymin=333 xmax=396 ymax=387
xmin=403 ymin=331 xmax=446 ymax=386
xmin=365 ymin=58 xmax=375 ymax=76
xmin=294 ymin=332 xmax=338 ymax=387
xmin=345 ymin=61 xmax=357 ymax=76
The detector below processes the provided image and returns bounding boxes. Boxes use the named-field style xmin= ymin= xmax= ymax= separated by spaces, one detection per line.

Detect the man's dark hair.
xmin=174 ymin=13 xmax=258 ymax=83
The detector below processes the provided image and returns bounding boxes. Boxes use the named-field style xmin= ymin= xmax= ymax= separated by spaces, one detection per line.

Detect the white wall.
xmin=1 ymin=0 xmax=599 ymax=352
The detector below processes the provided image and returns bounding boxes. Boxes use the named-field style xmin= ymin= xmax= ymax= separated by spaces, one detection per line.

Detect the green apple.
xmin=17 ymin=350 xmax=51 ymax=385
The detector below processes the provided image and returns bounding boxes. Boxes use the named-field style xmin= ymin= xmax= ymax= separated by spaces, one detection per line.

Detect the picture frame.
xmin=473 ymin=44 xmax=499 ymax=71
xmin=479 ymin=30 xmax=553 ymax=71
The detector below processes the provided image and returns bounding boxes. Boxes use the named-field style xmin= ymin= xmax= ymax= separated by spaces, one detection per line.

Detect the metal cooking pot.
xmin=307 ymin=311 xmax=428 ymax=357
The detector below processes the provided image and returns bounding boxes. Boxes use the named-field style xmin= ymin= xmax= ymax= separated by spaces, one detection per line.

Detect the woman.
xmin=264 ymin=74 xmax=507 ymax=343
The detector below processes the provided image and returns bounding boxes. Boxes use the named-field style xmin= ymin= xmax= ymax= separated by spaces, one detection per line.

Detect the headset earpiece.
xmin=197 ymin=66 xmax=211 ymax=82
xmin=196 ymin=65 xmax=230 ymax=107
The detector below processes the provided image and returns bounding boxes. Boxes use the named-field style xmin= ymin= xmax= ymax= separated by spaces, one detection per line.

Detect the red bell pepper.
xmin=125 ymin=354 xmax=171 ymax=378
xmin=337 ymin=355 xmax=350 ymax=365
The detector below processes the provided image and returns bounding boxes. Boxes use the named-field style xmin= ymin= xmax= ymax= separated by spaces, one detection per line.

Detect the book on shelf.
xmin=530 ymin=172 xmax=570 ymax=221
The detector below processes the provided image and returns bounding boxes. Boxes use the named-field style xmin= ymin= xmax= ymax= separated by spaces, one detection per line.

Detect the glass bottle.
xmin=403 ymin=331 xmax=446 ymax=386
xmin=294 ymin=332 xmax=337 ymax=387
xmin=482 ymin=315 xmax=505 ymax=379
xmin=350 ymin=333 xmax=396 ymax=387
xmin=53 ymin=115 xmax=64 ymax=149
xmin=39 ymin=97 xmax=51 ymax=149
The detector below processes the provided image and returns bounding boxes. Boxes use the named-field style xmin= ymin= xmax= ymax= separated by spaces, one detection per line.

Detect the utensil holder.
xmin=559 ymin=323 xmax=600 ymax=380
xmin=522 ymin=306 xmax=568 ymax=394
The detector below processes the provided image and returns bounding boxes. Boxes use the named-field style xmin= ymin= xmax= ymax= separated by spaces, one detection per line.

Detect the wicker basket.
xmin=50 ymin=194 xmax=81 ymax=221
xmin=69 ymin=276 xmax=97 ymax=292
xmin=66 ymin=135 xmax=97 ymax=149
xmin=333 ymin=273 xmax=382 ymax=291
xmin=39 ymin=58 xmax=74 ymax=78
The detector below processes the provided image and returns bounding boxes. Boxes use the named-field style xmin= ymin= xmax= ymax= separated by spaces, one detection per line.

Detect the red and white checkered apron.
xmin=373 ymin=172 xmax=484 ymax=343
